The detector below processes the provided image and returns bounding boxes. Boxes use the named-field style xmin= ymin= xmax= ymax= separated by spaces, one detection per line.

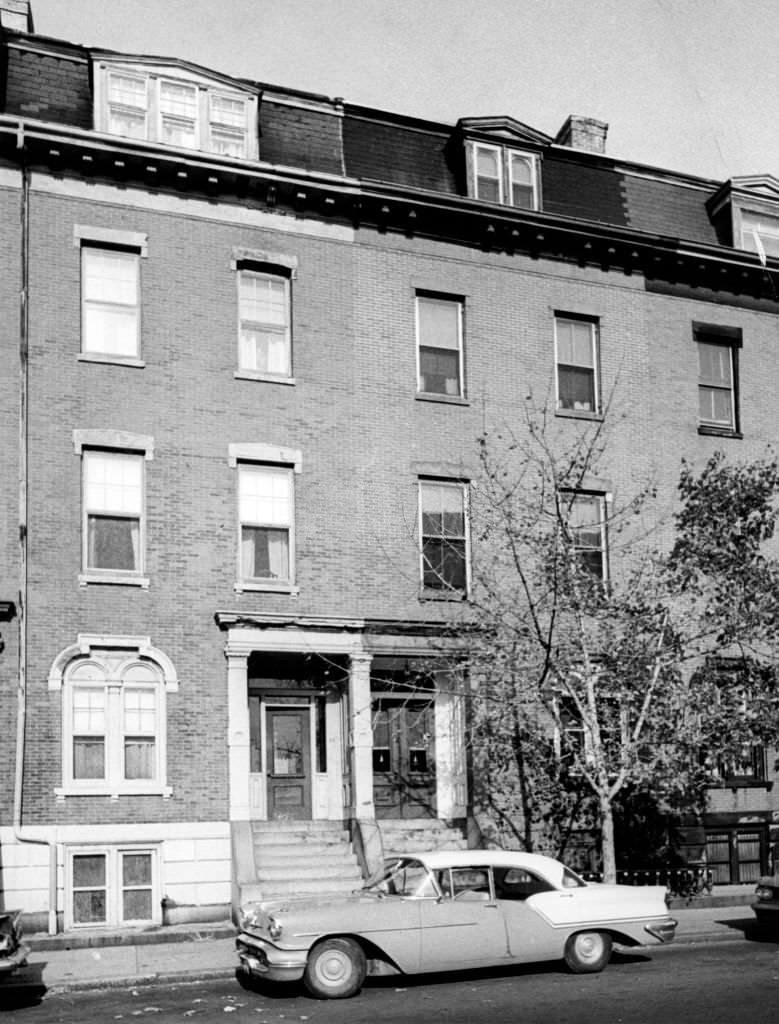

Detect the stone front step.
xmin=243 ymin=876 xmax=363 ymax=900
xmin=244 ymin=820 xmax=364 ymax=902
xmin=257 ymin=862 xmax=363 ymax=881
xmin=380 ymin=819 xmax=468 ymax=855
xmin=253 ymin=844 xmax=357 ymax=863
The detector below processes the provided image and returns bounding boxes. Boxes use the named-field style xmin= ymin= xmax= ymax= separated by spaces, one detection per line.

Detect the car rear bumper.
xmin=236 ymin=931 xmax=306 ymax=983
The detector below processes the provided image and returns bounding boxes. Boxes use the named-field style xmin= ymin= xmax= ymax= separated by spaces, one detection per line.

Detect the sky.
xmin=28 ymin=0 xmax=779 ymax=183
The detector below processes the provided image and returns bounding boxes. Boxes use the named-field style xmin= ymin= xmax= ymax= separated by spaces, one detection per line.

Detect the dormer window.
xmin=740 ymin=211 xmax=779 ymax=260
xmin=471 ymin=142 xmax=539 ymax=209
xmin=458 ymin=117 xmax=548 ymax=212
xmin=95 ymin=60 xmax=258 ymax=160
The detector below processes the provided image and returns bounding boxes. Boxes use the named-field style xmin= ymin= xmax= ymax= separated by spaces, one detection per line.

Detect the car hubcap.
xmin=575 ymin=933 xmax=603 ymax=962
xmin=316 ymin=950 xmax=350 ymax=985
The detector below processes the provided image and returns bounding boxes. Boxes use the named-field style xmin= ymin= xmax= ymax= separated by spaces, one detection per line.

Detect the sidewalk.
xmin=1 ymin=890 xmax=764 ymax=997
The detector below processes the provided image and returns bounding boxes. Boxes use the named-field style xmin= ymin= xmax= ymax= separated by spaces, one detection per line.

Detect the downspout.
xmin=13 ymin=134 xmax=57 ymax=935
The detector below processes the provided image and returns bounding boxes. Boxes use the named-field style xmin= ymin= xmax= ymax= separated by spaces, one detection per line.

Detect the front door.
xmin=266 ymin=707 xmax=312 ymax=820
xmin=372 ymin=698 xmax=436 ymax=819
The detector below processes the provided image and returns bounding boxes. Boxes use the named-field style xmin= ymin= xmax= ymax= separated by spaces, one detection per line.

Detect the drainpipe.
xmin=13 ymin=135 xmax=57 ymax=935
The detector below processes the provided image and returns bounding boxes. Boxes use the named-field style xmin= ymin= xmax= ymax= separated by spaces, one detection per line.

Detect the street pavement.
xmin=1 ymin=887 xmax=762 ymax=997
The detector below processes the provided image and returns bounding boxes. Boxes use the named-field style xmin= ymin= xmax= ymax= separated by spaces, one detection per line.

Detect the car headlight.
xmin=239 ymin=906 xmax=260 ymax=929
xmin=268 ymin=916 xmax=283 ymax=940
xmin=755 ymin=885 xmax=775 ymax=901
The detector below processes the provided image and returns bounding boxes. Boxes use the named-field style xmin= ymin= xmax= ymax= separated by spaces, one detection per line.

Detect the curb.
xmin=26 ymin=923 xmax=237 ymax=953
xmin=45 ymin=966 xmax=238 ymax=995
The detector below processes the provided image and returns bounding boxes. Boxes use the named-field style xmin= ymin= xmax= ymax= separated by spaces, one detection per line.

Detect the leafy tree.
xmin=462 ymin=404 xmax=779 ymax=882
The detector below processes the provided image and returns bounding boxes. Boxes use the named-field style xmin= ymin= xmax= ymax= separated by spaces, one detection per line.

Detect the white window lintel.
xmin=228 ymin=443 xmax=302 ymax=472
xmin=73 ymin=429 xmax=154 ymax=459
xmin=74 ymin=224 xmax=148 ymax=257
xmin=231 ymin=247 xmax=298 ymax=277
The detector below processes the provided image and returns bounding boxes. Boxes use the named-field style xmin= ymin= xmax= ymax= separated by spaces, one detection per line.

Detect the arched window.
xmin=50 ymin=635 xmax=177 ymax=798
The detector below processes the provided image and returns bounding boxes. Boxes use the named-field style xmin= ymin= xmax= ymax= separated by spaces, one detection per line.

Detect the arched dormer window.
xmin=93 ymin=56 xmax=259 ymax=161
xmin=50 ymin=635 xmax=178 ymax=799
xmin=458 ymin=116 xmax=548 ymax=211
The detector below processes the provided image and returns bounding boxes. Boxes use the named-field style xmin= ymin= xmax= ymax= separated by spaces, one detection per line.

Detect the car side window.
xmin=437 ymin=868 xmax=492 ymax=901
xmin=493 ymin=867 xmax=554 ymax=901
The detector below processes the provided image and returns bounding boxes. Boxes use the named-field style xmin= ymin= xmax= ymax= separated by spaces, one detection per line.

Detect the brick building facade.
xmin=1 ymin=3 xmax=778 ymax=932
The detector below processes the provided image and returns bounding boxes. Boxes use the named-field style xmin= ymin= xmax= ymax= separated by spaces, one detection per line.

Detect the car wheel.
xmin=303 ymin=937 xmax=367 ymax=999
xmin=563 ymin=930 xmax=612 ymax=974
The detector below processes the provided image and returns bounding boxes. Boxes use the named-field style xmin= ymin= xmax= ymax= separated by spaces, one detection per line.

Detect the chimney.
xmin=0 ymin=1 xmax=34 ymax=32
xmin=555 ymin=115 xmax=608 ymax=155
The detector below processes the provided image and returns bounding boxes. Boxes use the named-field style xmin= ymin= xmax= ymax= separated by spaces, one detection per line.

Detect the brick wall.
xmin=13 ymin=176 xmax=779 ymax=830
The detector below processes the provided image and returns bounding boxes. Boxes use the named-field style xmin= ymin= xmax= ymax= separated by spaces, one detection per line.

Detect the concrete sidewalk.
xmin=1 ymin=894 xmax=766 ymax=997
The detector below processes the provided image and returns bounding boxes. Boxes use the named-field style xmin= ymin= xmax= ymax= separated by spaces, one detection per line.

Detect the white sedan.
xmin=237 ymin=849 xmax=677 ymax=999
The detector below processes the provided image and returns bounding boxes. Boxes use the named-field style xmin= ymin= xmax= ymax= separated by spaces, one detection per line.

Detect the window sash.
xmin=238 ymin=465 xmax=294 ymax=583
xmin=698 ymin=342 xmax=735 ymax=427
xmin=238 ymin=271 xmax=291 ymax=376
xmin=417 ymin=295 xmax=463 ymax=396
xmin=474 ymin=144 xmax=502 ymax=203
xmin=555 ymin=318 xmax=598 ymax=412
xmin=72 ymin=853 xmax=108 ymax=925
xmin=420 ymin=481 xmax=468 ymax=591
xmin=567 ymin=493 xmax=607 ymax=580
xmin=83 ymin=451 xmax=144 ymax=574
xmin=82 ymin=248 xmax=140 ymax=358
xmin=741 ymin=213 xmax=779 ymax=257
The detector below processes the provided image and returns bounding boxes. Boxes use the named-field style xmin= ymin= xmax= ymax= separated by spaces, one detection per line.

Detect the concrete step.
xmin=247 ymin=877 xmax=364 ymax=898
xmin=385 ymin=838 xmax=468 ymax=853
xmin=258 ymin=863 xmax=363 ymax=882
xmin=251 ymin=820 xmax=348 ymax=833
xmin=253 ymin=844 xmax=357 ymax=863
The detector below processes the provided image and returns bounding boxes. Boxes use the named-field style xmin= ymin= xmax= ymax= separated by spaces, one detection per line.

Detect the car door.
xmin=418 ymin=866 xmax=509 ymax=971
xmin=492 ymin=866 xmax=566 ymax=962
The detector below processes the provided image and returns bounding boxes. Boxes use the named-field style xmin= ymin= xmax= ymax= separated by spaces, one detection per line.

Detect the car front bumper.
xmin=0 ymin=943 xmax=30 ymax=975
xmin=236 ymin=931 xmax=307 ymax=983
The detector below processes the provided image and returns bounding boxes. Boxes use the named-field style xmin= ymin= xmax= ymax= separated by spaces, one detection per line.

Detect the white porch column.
xmin=348 ymin=652 xmax=375 ymax=819
xmin=227 ymin=653 xmax=251 ymax=820
xmin=435 ymin=681 xmax=468 ymax=819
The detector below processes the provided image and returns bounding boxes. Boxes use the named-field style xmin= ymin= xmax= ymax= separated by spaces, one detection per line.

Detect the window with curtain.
xmin=83 ymin=450 xmax=143 ymax=575
xmin=555 ymin=315 xmax=599 ymax=413
xmin=239 ymin=464 xmax=293 ymax=583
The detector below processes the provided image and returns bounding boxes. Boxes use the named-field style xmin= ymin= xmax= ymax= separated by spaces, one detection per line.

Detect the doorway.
xmin=265 ymin=706 xmax=312 ymax=820
xmin=372 ymin=697 xmax=436 ymax=819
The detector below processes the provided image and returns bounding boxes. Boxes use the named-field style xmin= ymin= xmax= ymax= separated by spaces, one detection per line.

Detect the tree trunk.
xmin=600 ymin=798 xmax=617 ymax=883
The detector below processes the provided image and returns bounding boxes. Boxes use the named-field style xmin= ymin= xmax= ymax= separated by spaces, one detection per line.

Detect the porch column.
xmin=348 ymin=652 xmax=375 ymax=819
xmin=227 ymin=652 xmax=251 ymax=820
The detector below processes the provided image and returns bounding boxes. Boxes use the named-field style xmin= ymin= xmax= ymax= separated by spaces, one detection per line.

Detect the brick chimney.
xmin=0 ymin=1 xmax=34 ymax=32
xmin=555 ymin=115 xmax=608 ymax=155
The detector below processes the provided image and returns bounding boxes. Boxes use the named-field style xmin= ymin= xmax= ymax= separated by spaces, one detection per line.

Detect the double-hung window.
xmin=565 ymin=492 xmax=608 ymax=582
xmin=83 ymin=450 xmax=143 ymax=577
xmin=695 ymin=323 xmax=741 ymax=434
xmin=159 ymin=78 xmax=198 ymax=148
xmin=239 ymin=464 xmax=293 ymax=584
xmin=230 ymin=445 xmax=302 ymax=592
xmin=106 ymin=72 xmax=148 ymax=139
xmin=238 ymin=269 xmax=291 ymax=377
xmin=740 ymin=211 xmax=779 ymax=260
xmin=81 ymin=247 xmax=140 ymax=359
xmin=416 ymin=293 xmax=464 ymax=398
xmin=419 ymin=479 xmax=469 ymax=595
xmin=555 ymin=315 xmax=600 ymax=414
xmin=470 ymin=142 xmax=539 ymax=210
xmin=74 ymin=431 xmax=153 ymax=587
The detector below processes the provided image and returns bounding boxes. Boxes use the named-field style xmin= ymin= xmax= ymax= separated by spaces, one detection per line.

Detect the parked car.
xmin=237 ymin=849 xmax=677 ymax=999
xmin=0 ymin=910 xmax=30 ymax=979
xmin=752 ymin=875 xmax=779 ymax=927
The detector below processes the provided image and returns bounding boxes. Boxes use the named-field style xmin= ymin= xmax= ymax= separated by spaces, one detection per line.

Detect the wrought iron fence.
xmin=581 ymin=863 xmax=713 ymax=898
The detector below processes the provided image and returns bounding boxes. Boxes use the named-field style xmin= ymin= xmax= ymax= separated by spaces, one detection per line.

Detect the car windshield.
xmin=364 ymin=858 xmax=437 ymax=898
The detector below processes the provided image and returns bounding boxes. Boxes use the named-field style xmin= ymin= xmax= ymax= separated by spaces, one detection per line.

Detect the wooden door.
xmin=266 ymin=707 xmax=311 ymax=820
xmin=372 ymin=698 xmax=436 ymax=819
